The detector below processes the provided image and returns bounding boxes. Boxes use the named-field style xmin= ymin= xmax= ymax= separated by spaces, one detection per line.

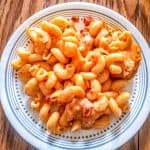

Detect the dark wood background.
xmin=0 ymin=0 xmax=149 ymax=150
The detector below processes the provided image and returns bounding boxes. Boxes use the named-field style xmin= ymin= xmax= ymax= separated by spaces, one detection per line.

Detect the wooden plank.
xmin=119 ymin=134 xmax=138 ymax=150
xmin=138 ymin=0 xmax=150 ymax=45
xmin=139 ymin=116 xmax=150 ymax=150
xmin=0 ymin=105 xmax=34 ymax=150
xmin=137 ymin=1 xmax=150 ymax=149
xmin=0 ymin=0 xmax=149 ymax=150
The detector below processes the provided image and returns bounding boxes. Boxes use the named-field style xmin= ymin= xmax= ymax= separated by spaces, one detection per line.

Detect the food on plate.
xmin=11 ymin=16 xmax=141 ymax=133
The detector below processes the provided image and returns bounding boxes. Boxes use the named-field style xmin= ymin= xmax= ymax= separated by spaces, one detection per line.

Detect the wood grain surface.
xmin=0 ymin=0 xmax=149 ymax=150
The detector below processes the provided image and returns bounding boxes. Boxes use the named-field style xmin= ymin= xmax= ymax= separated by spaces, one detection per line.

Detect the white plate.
xmin=0 ymin=2 xmax=150 ymax=150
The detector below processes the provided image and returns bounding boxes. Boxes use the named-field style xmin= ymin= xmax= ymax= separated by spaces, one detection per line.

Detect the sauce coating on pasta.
xmin=11 ymin=16 xmax=141 ymax=133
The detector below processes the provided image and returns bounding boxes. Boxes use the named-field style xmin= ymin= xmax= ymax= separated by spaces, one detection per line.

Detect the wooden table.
xmin=0 ymin=0 xmax=149 ymax=150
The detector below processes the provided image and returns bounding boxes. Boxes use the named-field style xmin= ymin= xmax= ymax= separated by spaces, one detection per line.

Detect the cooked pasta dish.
xmin=11 ymin=16 xmax=141 ymax=133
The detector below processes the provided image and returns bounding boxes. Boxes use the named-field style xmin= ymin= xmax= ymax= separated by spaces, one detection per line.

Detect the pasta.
xmin=47 ymin=111 xmax=60 ymax=133
xmin=45 ymin=71 xmax=57 ymax=89
xmin=38 ymin=82 xmax=53 ymax=96
xmin=11 ymin=58 xmax=26 ymax=70
xmin=89 ymin=20 xmax=104 ymax=37
xmin=11 ymin=16 xmax=141 ymax=133
xmin=31 ymin=100 xmax=41 ymax=110
xmin=26 ymin=27 xmax=51 ymax=52
xmin=109 ymin=64 xmax=122 ymax=74
xmin=63 ymin=41 xmax=78 ymax=57
xmin=86 ymin=79 xmax=101 ymax=101
xmin=39 ymin=103 xmax=51 ymax=122
xmin=71 ymin=120 xmax=81 ymax=132
xmin=94 ymin=29 xmax=109 ymax=47
xmin=109 ymin=98 xmax=122 ymax=117
xmin=81 ymin=72 xmax=97 ymax=80
xmin=54 ymin=81 xmax=63 ymax=90
xmin=93 ymin=96 xmax=108 ymax=112
xmin=24 ymin=78 xmax=39 ymax=97
xmin=93 ymin=115 xmax=110 ymax=129
xmin=51 ymin=48 xmax=68 ymax=64
xmin=98 ymin=69 xmax=110 ymax=84
xmin=53 ymin=63 xmax=75 ymax=80
xmin=36 ymin=68 xmax=48 ymax=81
xmin=50 ymin=16 xmax=69 ymax=30
xmin=62 ymin=36 xmax=79 ymax=45
xmin=50 ymin=85 xmax=85 ymax=104
xmin=102 ymin=79 xmax=112 ymax=92
xmin=40 ymin=20 xmax=62 ymax=40
xmin=17 ymin=47 xmax=31 ymax=61
xmin=73 ymin=74 xmax=85 ymax=89
xmin=63 ymin=27 xmax=76 ymax=36
xmin=28 ymin=54 xmax=43 ymax=63
xmin=17 ymin=64 xmax=32 ymax=83
xmin=34 ymin=62 xmax=51 ymax=71
xmin=116 ymin=92 xmax=130 ymax=106
xmin=91 ymin=55 xmax=106 ymax=74
xmin=111 ymin=80 xmax=127 ymax=92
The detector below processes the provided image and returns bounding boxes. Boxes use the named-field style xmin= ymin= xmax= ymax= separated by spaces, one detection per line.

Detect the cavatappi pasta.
xmin=11 ymin=16 xmax=141 ymax=133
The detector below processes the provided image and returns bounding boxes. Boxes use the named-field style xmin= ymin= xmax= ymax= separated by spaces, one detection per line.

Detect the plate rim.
xmin=0 ymin=2 xmax=150 ymax=150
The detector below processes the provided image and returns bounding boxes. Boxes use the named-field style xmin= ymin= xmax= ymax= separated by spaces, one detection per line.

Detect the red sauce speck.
xmin=71 ymin=16 xmax=79 ymax=22
xmin=83 ymin=16 xmax=93 ymax=26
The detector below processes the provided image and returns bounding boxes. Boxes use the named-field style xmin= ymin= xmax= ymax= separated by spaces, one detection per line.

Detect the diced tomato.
xmin=45 ymin=95 xmax=51 ymax=101
xmin=80 ymin=28 xmax=88 ymax=34
xmin=80 ymin=98 xmax=93 ymax=117
xmin=71 ymin=16 xmax=79 ymax=22
xmin=83 ymin=16 xmax=93 ymax=26
xmin=82 ymin=107 xmax=93 ymax=117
